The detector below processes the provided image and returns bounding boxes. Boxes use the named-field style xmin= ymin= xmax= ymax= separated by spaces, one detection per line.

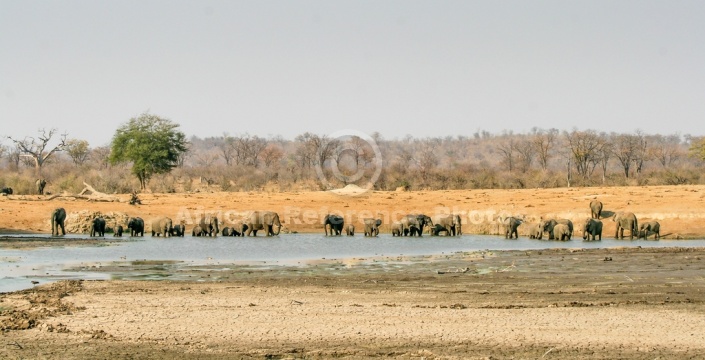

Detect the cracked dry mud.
xmin=2 ymin=246 xmax=705 ymax=359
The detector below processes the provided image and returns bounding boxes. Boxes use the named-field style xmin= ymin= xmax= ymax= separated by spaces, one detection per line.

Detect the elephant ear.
xmin=376 ymin=219 xmax=382 ymax=226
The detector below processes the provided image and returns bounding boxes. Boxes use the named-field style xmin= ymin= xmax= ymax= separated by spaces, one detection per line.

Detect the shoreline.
xmin=2 ymin=245 xmax=705 ymax=359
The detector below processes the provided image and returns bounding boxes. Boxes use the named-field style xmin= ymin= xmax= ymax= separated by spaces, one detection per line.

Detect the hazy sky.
xmin=1 ymin=1 xmax=704 ymax=146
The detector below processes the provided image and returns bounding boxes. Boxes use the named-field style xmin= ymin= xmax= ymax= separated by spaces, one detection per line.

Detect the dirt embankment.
xmin=2 ymin=185 xmax=705 ymax=237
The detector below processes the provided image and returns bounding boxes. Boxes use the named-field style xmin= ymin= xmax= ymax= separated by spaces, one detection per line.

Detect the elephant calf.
xmin=639 ymin=221 xmax=660 ymax=240
xmin=114 ymin=225 xmax=123 ymax=237
xmin=91 ymin=217 xmax=106 ymax=237
xmin=346 ymin=225 xmax=355 ymax=236
xmin=527 ymin=223 xmax=543 ymax=239
xmin=553 ymin=223 xmax=571 ymax=241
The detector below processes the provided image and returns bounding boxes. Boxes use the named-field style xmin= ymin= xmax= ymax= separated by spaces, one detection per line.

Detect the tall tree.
xmin=109 ymin=113 xmax=189 ymax=190
xmin=7 ymin=128 xmax=67 ymax=177
xmin=565 ymin=130 xmax=601 ymax=179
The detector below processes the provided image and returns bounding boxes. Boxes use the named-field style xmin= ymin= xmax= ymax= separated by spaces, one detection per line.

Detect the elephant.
xmin=391 ymin=222 xmax=403 ymax=237
xmin=151 ymin=217 xmax=173 ymax=237
xmin=229 ymin=222 xmax=248 ymax=237
xmin=114 ymin=225 xmax=123 ymax=237
xmin=582 ymin=218 xmax=603 ymax=241
xmin=171 ymin=221 xmax=186 ymax=237
xmin=639 ymin=221 xmax=660 ymax=240
xmin=199 ymin=214 xmax=219 ymax=237
xmin=407 ymin=224 xmax=422 ymax=236
xmin=612 ymin=212 xmax=638 ymax=239
xmin=590 ymin=200 xmax=603 ymax=219
xmin=36 ymin=178 xmax=47 ymax=195
xmin=429 ymin=224 xmax=450 ymax=236
xmin=127 ymin=217 xmax=144 ymax=237
xmin=1 ymin=187 xmax=12 ymax=195
xmin=400 ymin=214 xmax=432 ymax=237
xmin=222 ymin=227 xmax=233 ymax=236
xmin=51 ymin=208 xmax=66 ymax=236
xmin=323 ymin=214 xmax=345 ymax=236
xmin=346 ymin=224 xmax=355 ymax=236
xmin=542 ymin=219 xmax=573 ymax=240
xmin=431 ymin=214 xmax=462 ymax=236
xmin=192 ymin=225 xmax=205 ymax=236
xmin=553 ymin=223 xmax=571 ymax=241
xmin=363 ymin=218 xmax=382 ymax=237
xmin=246 ymin=211 xmax=282 ymax=236
xmin=498 ymin=216 xmax=522 ymax=239
xmin=90 ymin=216 xmax=106 ymax=237
xmin=527 ymin=223 xmax=543 ymax=239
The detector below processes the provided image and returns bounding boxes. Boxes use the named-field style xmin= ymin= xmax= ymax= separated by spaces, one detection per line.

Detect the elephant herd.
xmin=323 ymin=213 xmax=462 ymax=237
xmin=507 ymin=199 xmax=660 ymax=241
xmin=47 ymin=200 xmax=661 ymax=240
xmin=47 ymin=208 xmax=283 ymax=238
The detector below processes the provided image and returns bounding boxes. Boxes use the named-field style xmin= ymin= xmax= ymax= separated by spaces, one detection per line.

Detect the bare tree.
xmin=597 ymin=133 xmax=613 ymax=184
xmin=91 ymin=146 xmax=112 ymax=169
xmin=532 ymin=128 xmax=558 ymax=171
xmin=514 ymin=137 xmax=536 ymax=173
xmin=612 ymin=133 xmax=641 ymax=178
xmin=217 ymin=134 xmax=237 ymax=166
xmin=565 ymin=130 xmax=601 ymax=179
xmin=7 ymin=128 xmax=67 ymax=177
xmin=650 ymin=134 xmax=683 ymax=168
xmin=496 ymin=136 xmax=516 ymax=173
xmin=260 ymin=144 xmax=284 ymax=168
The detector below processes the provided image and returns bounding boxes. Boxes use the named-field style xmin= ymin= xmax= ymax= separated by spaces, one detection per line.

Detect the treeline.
xmin=2 ymin=128 xmax=705 ymax=195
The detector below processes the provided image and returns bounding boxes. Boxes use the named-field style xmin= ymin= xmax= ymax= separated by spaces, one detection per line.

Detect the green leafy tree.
xmin=109 ymin=113 xmax=189 ymax=190
xmin=689 ymin=137 xmax=705 ymax=161
xmin=65 ymin=139 xmax=91 ymax=166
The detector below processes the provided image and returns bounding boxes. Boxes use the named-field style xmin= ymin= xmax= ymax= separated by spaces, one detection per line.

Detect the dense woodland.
xmin=2 ymin=127 xmax=705 ymax=195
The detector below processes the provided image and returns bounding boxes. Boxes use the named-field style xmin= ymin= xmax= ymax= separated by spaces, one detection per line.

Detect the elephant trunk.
xmin=273 ymin=217 xmax=282 ymax=235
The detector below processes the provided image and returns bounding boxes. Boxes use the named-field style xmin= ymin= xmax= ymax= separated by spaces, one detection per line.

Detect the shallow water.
xmin=2 ymin=233 xmax=704 ymax=293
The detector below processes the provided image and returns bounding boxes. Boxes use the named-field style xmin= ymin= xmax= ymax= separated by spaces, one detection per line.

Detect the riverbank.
xmin=2 ymin=185 xmax=705 ymax=237
xmin=2 ymin=246 xmax=705 ymax=359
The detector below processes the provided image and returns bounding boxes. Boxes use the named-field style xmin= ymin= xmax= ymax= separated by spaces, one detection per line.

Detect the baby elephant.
xmin=553 ymin=223 xmax=571 ymax=241
xmin=346 ymin=224 xmax=355 ymax=236
xmin=639 ymin=221 xmax=660 ymax=240
xmin=114 ymin=225 xmax=123 ymax=237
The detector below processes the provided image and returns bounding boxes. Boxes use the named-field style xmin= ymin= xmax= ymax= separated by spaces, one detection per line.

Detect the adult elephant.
xmin=51 ymin=208 xmax=66 ymax=236
xmin=151 ymin=217 xmax=173 ymax=237
xmin=199 ymin=214 xmax=219 ymax=237
xmin=391 ymin=222 xmax=403 ymax=237
xmin=590 ymin=200 xmax=603 ymax=219
xmin=499 ymin=216 xmax=522 ymax=239
xmin=553 ymin=223 xmax=571 ymax=241
xmin=639 ymin=221 xmax=660 ymax=240
xmin=345 ymin=225 xmax=355 ymax=236
xmin=90 ymin=216 xmax=106 ymax=237
xmin=36 ymin=178 xmax=47 ymax=195
xmin=612 ymin=212 xmax=638 ymax=239
xmin=246 ymin=211 xmax=282 ymax=236
xmin=432 ymin=214 xmax=462 ymax=236
xmin=127 ymin=217 xmax=144 ymax=237
xmin=363 ymin=218 xmax=382 ymax=237
xmin=323 ymin=214 xmax=344 ymax=236
xmin=582 ymin=218 xmax=602 ymax=241
xmin=543 ymin=219 xmax=573 ymax=240
xmin=400 ymin=214 xmax=432 ymax=237
xmin=1 ymin=187 xmax=12 ymax=195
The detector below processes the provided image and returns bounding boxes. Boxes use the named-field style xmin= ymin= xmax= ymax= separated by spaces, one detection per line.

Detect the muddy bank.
xmin=2 ymin=246 xmax=705 ymax=359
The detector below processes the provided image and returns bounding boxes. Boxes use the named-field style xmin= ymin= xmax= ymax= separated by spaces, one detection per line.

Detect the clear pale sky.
xmin=1 ymin=1 xmax=704 ymax=146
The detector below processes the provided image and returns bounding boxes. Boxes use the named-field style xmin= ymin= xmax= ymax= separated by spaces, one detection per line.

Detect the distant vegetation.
xmin=2 ymin=124 xmax=705 ymax=195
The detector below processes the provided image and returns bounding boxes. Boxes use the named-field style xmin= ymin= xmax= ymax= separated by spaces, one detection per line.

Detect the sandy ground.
xmin=2 ymin=186 xmax=705 ymax=359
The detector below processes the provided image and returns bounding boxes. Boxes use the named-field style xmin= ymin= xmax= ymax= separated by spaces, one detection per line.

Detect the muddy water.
xmin=2 ymin=233 xmax=704 ymax=293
